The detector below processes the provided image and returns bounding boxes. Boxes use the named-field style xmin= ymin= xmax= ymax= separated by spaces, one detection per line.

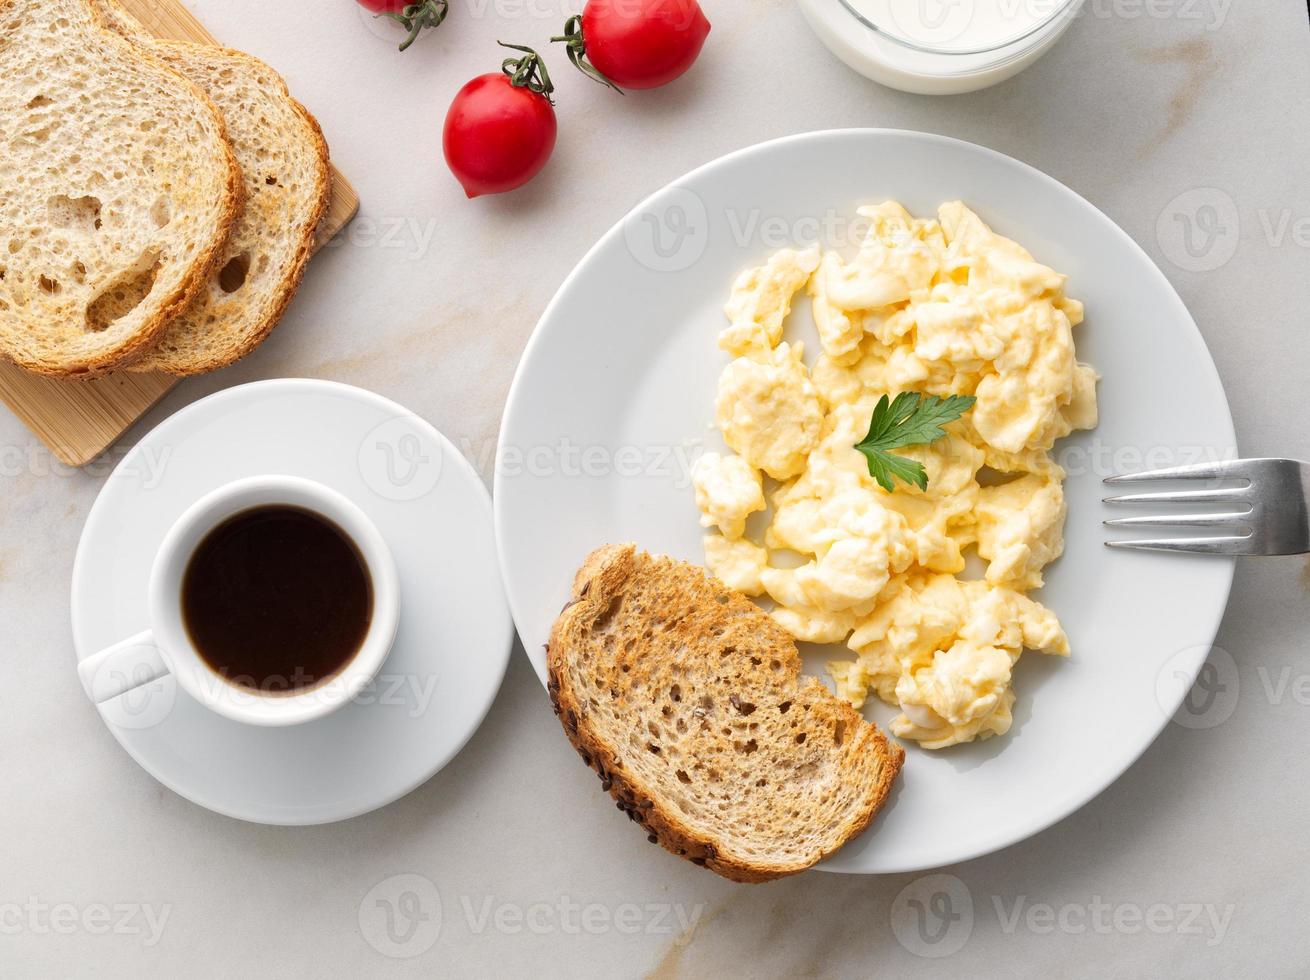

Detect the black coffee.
xmin=182 ymin=505 xmax=373 ymax=695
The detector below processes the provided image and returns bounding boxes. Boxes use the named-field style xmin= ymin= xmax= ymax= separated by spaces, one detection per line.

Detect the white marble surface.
xmin=4 ymin=1 xmax=1310 ymax=976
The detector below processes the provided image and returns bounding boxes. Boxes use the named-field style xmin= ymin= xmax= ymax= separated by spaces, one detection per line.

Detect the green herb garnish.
xmin=854 ymin=392 xmax=977 ymax=493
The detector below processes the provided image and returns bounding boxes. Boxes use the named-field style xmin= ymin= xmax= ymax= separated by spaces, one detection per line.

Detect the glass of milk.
xmin=799 ymin=0 xmax=1085 ymax=94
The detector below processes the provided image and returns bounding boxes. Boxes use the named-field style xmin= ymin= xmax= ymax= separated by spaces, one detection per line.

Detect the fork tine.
xmin=1104 ymin=511 xmax=1251 ymax=530
xmin=1105 ymin=535 xmax=1253 ymax=555
xmin=1103 ymin=487 xmax=1249 ymax=506
xmin=1103 ymin=460 xmax=1247 ymax=484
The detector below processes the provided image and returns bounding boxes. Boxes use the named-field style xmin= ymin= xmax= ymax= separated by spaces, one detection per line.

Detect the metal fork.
xmin=1104 ymin=458 xmax=1310 ymax=555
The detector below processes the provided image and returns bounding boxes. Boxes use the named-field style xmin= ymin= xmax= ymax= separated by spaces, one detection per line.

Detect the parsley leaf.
xmin=854 ymin=392 xmax=977 ymax=492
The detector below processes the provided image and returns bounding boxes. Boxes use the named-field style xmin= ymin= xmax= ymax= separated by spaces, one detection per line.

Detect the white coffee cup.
xmin=77 ymin=475 xmax=401 ymax=727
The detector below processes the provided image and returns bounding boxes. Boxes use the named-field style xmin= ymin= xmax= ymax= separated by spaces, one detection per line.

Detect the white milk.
xmin=799 ymin=0 xmax=1083 ymax=94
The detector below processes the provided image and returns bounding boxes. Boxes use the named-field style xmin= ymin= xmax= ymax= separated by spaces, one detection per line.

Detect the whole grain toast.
xmin=548 ymin=544 xmax=905 ymax=883
xmin=0 ymin=0 xmax=242 ymax=377
xmin=89 ymin=0 xmax=331 ymax=376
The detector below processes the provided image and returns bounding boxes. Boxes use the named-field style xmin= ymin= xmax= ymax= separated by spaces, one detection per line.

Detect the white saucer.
xmin=72 ymin=379 xmax=512 ymax=825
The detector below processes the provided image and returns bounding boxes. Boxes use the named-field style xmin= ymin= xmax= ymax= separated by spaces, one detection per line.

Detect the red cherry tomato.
xmin=443 ymin=46 xmax=558 ymax=198
xmin=555 ymin=0 xmax=710 ymax=91
xmin=357 ymin=0 xmax=448 ymax=51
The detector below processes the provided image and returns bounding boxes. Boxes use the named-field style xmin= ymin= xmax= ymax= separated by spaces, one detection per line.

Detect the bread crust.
xmin=0 ymin=0 xmax=243 ymax=379
xmin=547 ymin=544 xmax=905 ymax=883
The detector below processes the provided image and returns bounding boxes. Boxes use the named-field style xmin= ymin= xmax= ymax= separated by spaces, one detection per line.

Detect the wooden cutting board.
xmin=0 ymin=0 xmax=359 ymax=467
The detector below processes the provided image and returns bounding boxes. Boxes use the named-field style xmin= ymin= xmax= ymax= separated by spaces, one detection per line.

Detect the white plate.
xmin=73 ymin=379 xmax=512 ymax=825
xmin=494 ymin=130 xmax=1237 ymax=874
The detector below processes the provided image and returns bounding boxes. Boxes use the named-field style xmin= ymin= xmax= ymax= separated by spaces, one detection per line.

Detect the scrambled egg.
xmin=692 ymin=202 xmax=1098 ymax=749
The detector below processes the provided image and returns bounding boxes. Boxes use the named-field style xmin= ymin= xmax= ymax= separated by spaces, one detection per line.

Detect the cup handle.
xmin=78 ymin=630 xmax=171 ymax=705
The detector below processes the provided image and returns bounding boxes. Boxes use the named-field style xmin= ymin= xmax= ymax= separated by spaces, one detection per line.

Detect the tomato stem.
xmin=550 ymin=15 xmax=624 ymax=94
xmin=382 ymin=0 xmax=449 ymax=52
xmin=498 ymin=41 xmax=557 ymax=104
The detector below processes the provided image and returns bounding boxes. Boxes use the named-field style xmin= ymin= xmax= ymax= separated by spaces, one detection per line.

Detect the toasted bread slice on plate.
xmin=548 ymin=545 xmax=904 ymax=883
xmin=0 ymin=0 xmax=241 ymax=377
xmin=89 ymin=0 xmax=331 ymax=376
